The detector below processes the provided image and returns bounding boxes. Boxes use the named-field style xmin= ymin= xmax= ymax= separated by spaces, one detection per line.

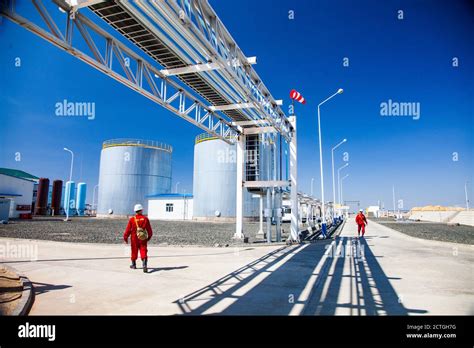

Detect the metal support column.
xmin=298 ymin=201 xmax=302 ymax=226
xmin=289 ymin=116 xmax=299 ymax=242
xmin=266 ymin=188 xmax=272 ymax=243
xmin=275 ymin=189 xmax=282 ymax=242
xmin=306 ymin=203 xmax=311 ymax=229
xmin=273 ymin=137 xmax=282 ymax=242
xmin=234 ymin=134 xmax=245 ymax=239
xmin=257 ymin=195 xmax=264 ymax=237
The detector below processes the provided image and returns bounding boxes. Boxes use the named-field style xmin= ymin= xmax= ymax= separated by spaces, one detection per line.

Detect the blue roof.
xmin=146 ymin=193 xmax=193 ymax=199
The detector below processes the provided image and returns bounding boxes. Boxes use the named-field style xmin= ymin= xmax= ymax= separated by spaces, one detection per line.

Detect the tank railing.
xmin=195 ymin=133 xmax=234 ymax=144
xmin=102 ymin=139 xmax=172 ymax=152
xmin=195 ymin=133 xmax=217 ymax=144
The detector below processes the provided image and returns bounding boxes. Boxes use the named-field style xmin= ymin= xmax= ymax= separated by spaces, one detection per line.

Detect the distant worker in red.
xmin=123 ymin=204 xmax=153 ymax=273
xmin=355 ymin=209 xmax=368 ymax=238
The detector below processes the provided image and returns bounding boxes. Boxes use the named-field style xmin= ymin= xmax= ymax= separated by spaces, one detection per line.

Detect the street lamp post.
xmin=63 ymin=148 xmax=74 ymax=183
xmin=332 ymin=138 xmax=347 ymax=216
xmin=337 ymin=163 xmax=349 ymax=205
xmin=392 ymin=185 xmax=396 ymax=217
xmin=340 ymin=174 xmax=349 ymax=206
xmin=63 ymin=147 xmax=74 ymax=221
xmin=92 ymin=184 xmax=99 ymax=214
xmin=317 ymin=88 xmax=343 ymax=237
xmin=175 ymin=182 xmax=180 ymax=194
xmin=465 ymin=181 xmax=470 ymax=211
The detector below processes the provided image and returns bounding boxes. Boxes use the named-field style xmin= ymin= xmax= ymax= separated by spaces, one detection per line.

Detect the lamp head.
xmin=337 ymin=88 xmax=344 ymax=94
xmin=343 ymin=138 xmax=347 ymax=142
xmin=63 ymin=147 xmax=69 ymax=151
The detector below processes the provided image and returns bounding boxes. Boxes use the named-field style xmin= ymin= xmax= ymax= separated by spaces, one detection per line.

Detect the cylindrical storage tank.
xmin=64 ymin=181 xmax=76 ymax=216
xmin=34 ymin=178 xmax=49 ymax=215
xmin=51 ymin=180 xmax=63 ymax=216
xmin=193 ymin=134 xmax=259 ymax=220
xmin=76 ymin=183 xmax=87 ymax=216
xmin=97 ymin=139 xmax=172 ymax=217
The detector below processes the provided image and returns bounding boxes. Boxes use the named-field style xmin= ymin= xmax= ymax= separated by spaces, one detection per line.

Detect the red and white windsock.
xmin=290 ymin=89 xmax=306 ymax=104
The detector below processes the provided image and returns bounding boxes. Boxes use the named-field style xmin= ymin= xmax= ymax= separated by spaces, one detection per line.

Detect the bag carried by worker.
xmin=134 ymin=217 xmax=148 ymax=241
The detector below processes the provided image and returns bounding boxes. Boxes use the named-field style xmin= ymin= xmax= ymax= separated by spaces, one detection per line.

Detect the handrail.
xmin=102 ymin=139 xmax=173 ymax=152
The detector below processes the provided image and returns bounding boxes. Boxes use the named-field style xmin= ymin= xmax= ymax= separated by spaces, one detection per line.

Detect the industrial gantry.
xmin=0 ymin=0 xmax=300 ymax=242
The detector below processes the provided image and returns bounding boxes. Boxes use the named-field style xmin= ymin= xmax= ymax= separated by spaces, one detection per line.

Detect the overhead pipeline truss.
xmin=0 ymin=0 xmax=292 ymax=143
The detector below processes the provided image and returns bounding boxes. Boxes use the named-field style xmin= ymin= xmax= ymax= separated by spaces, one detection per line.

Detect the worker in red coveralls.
xmin=123 ymin=204 xmax=153 ymax=273
xmin=355 ymin=209 xmax=368 ymax=238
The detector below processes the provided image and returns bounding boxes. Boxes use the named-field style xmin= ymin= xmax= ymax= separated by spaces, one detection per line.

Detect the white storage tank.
xmin=97 ymin=139 xmax=172 ymax=217
xmin=193 ymin=134 xmax=258 ymax=220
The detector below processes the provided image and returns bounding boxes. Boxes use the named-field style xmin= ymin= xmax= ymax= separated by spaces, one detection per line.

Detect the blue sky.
xmin=0 ymin=0 xmax=472 ymax=209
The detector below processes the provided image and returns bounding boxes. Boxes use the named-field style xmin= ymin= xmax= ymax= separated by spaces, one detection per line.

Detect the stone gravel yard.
xmin=0 ymin=217 xmax=291 ymax=246
xmin=370 ymin=218 xmax=474 ymax=245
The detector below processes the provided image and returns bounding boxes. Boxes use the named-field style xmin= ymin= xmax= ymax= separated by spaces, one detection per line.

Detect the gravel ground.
xmin=370 ymin=218 xmax=474 ymax=245
xmin=0 ymin=217 xmax=291 ymax=246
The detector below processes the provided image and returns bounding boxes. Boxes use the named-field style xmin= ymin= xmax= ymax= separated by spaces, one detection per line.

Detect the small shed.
xmin=147 ymin=193 xmax=193 ymax=220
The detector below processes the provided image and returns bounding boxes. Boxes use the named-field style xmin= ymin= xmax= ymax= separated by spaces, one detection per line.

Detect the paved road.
xmin=303 ymin=220 xmax=474 ymax=315
xmin=0 ymin=219 xmax=472 ymax=315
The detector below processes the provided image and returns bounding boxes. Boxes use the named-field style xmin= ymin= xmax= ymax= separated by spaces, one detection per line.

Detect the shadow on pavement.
xmin=32 ymin=281 xmax=72 ymax=295
xmin=175 ymin=237 xmax=427 ymax=315
xmin=147 ymin=266 xmax=189 ymax=273
xmin=0 ymin=248 xmax=256 ymax=264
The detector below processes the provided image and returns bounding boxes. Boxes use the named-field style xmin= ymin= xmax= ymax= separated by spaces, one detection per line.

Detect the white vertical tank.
xmin=193 ymin=134 xmax=258 ymax=220
xmin=97 ymin=139 xmax=172 ymax=217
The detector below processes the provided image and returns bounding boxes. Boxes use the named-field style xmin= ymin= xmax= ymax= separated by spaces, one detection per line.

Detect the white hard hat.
xmin=359 ymin=209 xmax=363 ymax=212
xmin=134 ymin=204 xmax=143 ymax=212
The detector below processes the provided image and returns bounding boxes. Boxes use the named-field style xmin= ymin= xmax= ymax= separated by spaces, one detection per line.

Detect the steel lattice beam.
xmin=168 ymin=0 xmax=292 ymax=137
xmin=120 ymin=0 xmax=292 ymax=139
xmin=96 ymin=0 xmax=254 ymax=124
xmin=0 ymin=0 xmax=239 ymax=143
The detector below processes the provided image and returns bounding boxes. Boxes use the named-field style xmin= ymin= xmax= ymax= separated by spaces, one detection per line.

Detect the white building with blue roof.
xmin=147 ymin=193 xmax=193 ymax=221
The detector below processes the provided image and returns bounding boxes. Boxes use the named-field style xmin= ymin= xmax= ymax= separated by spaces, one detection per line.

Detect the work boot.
xmin=142 ymin=258 xmax=148 ymax=273
xmin=130 ymin=260 xmax=136 ymax=269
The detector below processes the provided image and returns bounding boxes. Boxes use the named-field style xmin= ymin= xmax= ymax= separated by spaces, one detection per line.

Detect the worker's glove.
xmin=123 ymin=239 xmax=128 ymax=244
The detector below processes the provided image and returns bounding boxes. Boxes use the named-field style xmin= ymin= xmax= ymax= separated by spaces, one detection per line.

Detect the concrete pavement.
xmin=302 ymin=219 xmax=474 ymax=315
xmin=0 ymin=239 xmax=284 ymax=314
xmin=0 ymin=218 xmax=472 ymax=315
